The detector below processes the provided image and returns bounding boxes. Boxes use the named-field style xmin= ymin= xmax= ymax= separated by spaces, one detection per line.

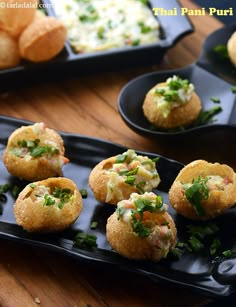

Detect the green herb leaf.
xmin=213 ymin=45 xmax=229 ymax=59
xmin=90 ymin=221 xmax=98 ymax=230
xmin=43 ymin=194 xmax=56 ymax=206
xmin=222 ymin=250 xmax=232 ymax=258
xmin=80 ymin=189 xmax=88 ymax=198
xmin=231 ymin=86 xmax=236 ymax=93
xmin=210 ymin=238 xmax=221 ymax=256
xmin=210 ymin=97 xmax=221 ymax=103
xmin=193 ymin=106 xmax=222 ymax=126
xmin=115 ymin=154 xmax=127 ymax=163
xmin=183 ymin=177 xmax=209 ymax=216
xmin=74 ymin=232 xmax=97 ymax=248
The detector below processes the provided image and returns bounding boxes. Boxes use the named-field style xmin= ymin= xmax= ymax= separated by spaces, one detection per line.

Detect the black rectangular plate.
xmin=0 ymin=115 xmax=236 ymax=298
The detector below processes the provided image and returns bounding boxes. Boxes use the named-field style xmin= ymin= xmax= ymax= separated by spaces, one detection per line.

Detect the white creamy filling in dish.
xmin=50 ymin=0 xmax=160 ymax=53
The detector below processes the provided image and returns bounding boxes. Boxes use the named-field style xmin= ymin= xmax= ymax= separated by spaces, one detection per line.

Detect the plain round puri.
xmin=143 ymin=75 xmax=201 ymax=129
xmin=89 ymin=149 xmax=160 ymax=205
xmin=19 ymin=16 xmax=67 ymax=62
xmin=0 ymin=30 xmax=20 ymax=69
xmin=106 ymin=192 xmax=177 ymax=261
xmin=0 ymin=0 xmax=38 ymax=37
xmin=14 ymin=177 xmax=83 ymax=232
xmin=227 ymin=31 xmax=236 ymax=66
xmin=169 ymin=160 xmax=236 ymax=220
xmin=3 ymin=122 xmax=69 ymax=181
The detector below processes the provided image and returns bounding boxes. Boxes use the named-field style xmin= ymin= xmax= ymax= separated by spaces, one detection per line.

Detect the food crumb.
xmin=35 ymin=297 xmax=41 ymax=304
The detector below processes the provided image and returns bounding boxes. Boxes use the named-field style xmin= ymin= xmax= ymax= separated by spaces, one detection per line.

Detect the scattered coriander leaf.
xmin=80 ymin=189 xmax=88 ymax=198
xmin=74 ymin=231 xmax=97 ymax=248
xmin=222 ymin=250 xmax=232 ymax=258
xmin=231 ymin=86 xmax=236 ymax=93
xmin=90 ymin=221 xmax=98 ymax=230
xmin=210 ymin=97 xmax=221 ymax=103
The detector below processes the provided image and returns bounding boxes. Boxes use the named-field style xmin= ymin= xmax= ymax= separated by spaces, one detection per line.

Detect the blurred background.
xmin=193 ymin=0 xmax=234 ymax=24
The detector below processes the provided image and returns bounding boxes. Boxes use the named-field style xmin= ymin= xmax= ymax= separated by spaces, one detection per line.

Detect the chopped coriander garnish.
xmin=80 ymin=189 xmax=88 ymax=198
xmin=90 ymin=221 xmax=98 ymax=230
xmin=213 ymin=44 xmax=229 ymax=59
xmin=131 ymin=196 xmax=163 ymax=237
xmin=193 ymin=106 xmax=222 ymax=126
xmin=30 ymin=183 xmax=36 ymax=189
xmin=119 ymin=167 xmax=139 ymax=176
xmin=74 ymin=231 xmax=97 ymax=248
xmin=188 ymin=235 xmax=204 ymax=252
xmin=211 ymin=97 xmax=221 ymax=103
xmin=52 ymin=187 xmax=71 ymax=209
xmin=210 ymin=238 xmax=221 ymax=256
xmin=0 ymin=184 xmax=10 ymax=195
xmin=115 ymin=154 xmax=127 ymax=164
xmin=11 ymin=185 xmax=20 ymax=199
xmin=16 ymin=139 xmax=59 ymax=158
xmin=43 ymin=194 xmax=56 ymax=206
xmin=131 ymin=38 xmax=140 ymax=46
xmin=231 ymin=86 xmax=236 ymax=93
xmin=152 ymin=157 xmax=160 ymax=163
xmin=222 ymin=250 xmax=232 ymax=258
xmin=183 ymin=176 xmax=209 ymax=216
xmin=138 ymin=21 xmax=151 ymax=34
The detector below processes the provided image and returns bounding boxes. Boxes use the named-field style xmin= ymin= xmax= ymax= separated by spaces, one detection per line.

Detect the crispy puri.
xmin=89 ymin=150 xmax=160 ymax=205
xmin=143 ymin=82 xmax=201 ymax=129
xmin=0 ymin=0 xmax=38 ymax=37
xmin=89 ymin=156 xmax=138 ymax=205
xmin=227 ymin=31 xmax=236 ymax=66
xmin=169 ymin=160 xmax=236 ymax=220
xmin=14 ymin=177 xmax=83 ymax=232
xmin=3 ymin=122 xmax=68 ymax=181
xmin=0 ymin=30 xmax=20 ymax=69
xmin=19 ymin=16 xmax=67 ymax=62
xmin=106 ymin=204 xmax=176 ymax=261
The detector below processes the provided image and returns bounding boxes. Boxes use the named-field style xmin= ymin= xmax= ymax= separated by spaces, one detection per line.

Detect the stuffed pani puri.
xmin=106 ymin=192 xmax=176 ymax=261
xmin=0 ymin=0 xmax=38 ymax=37
xmin=227 ymin=31 xmax=236 ymax=66
xmin=169 ymin=160 xmax=236 ymax=221
xmin=3 ymin=122 xmax=69 ymax=181
xmin=14 ymin=177 xmax=83 ymax=232
xmin=89 ymin=149 xmax=160 ymax=205
xmin=0 ymin=30 xmax=20 ymax=69
xmin=142 ymin=75 xmax=201 ymax=129
xmin=19 ymin=16 xmax=67 ymax=62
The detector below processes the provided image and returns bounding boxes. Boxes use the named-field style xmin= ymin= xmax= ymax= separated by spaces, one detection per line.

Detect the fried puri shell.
xmin=169 ymin=160 xmax=236 ymax=220
xmin=88 ymin=156 xmax=138 ymax=205
xmin=14 ymin=177 xmax=83 ymax=232
xmin=106 ymin=210 xmax=176 ymax=261
xmin=3 ymin=123 xmax=66 ymax=181
xmin=142 ymin=82 xmax=201 ymax=129
xmin=0 ymin=0 xmax=38 ymax=37
xmin=19 ymin=16 xmax=67 ymax=62
xmin=227 ymin=31 xmax=236 ymax=67
xmin=0 ymin=30 xmax=20 ymax=69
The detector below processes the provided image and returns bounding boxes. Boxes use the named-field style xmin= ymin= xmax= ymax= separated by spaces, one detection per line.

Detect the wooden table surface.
xmin=0 ymin=1 xmax=235 ymax=306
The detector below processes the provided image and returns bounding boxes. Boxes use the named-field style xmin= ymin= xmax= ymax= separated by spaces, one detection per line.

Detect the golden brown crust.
xmin=14 ymin=177 xmax=83 ymax=232
xmin=0 ymin=0 xmax=38 ymax=37
xmin=227 ymin=31 xmax=236 ymax=66
xmin=142 ymin=82 xmax=201 ymax=129
xmin=88 ymin=156 xmax=138 ymax=205
xmin=0 ymin=30 xmax=20 ymax=69
xmin=19 ymin=16 xmax=67 ymax=62
xmin=106 ymin=210 xmax=176 ymax=261
xmin=2 ymin=123 xmax=67 ymax=181
xmin=169 ymin=160 xmax=236 ymax=220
